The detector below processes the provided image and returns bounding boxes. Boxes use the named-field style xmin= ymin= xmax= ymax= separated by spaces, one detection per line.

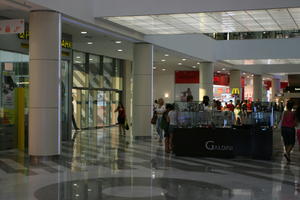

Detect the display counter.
xmin=173 ymin=126 xmax=273 ymax=160
xmin=172 ymin=101 xmax=276 ymax=160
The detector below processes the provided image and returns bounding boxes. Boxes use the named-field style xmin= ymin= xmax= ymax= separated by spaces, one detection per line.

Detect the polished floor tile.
xmin=0 ymin=127 xmax=300 ymax=200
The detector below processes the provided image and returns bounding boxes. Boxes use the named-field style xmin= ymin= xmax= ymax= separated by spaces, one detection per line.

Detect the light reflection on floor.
xmin=0 ymin=127 xmax=299 ymax=200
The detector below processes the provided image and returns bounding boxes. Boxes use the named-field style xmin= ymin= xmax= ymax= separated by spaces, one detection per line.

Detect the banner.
xmin=0 ymin=19 xmax=24 ymax=34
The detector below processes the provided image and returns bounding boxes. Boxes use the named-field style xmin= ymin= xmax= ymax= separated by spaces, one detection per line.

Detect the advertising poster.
xmin=175 ymin=71 xmax=199 ymax=102
xmin=2 ymin=70 xmax=16 ymax=125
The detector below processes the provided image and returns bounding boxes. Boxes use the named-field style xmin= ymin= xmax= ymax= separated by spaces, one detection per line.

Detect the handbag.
xmin=151 ymin=112 xmax=157 ymax=124
xmin=125 ymin=120 xmax=129 ymax=130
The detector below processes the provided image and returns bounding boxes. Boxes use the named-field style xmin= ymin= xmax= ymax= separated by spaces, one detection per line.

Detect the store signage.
xmin=231 ymin=88 xmax=240 ymax=95
xmin=205 ymin=140 xmax=233 ymax=151
xmin=214 ymin=73 xmax=230 ymax=86
xmin=175 ymin=71 xmax=199 ymax=84
xmin=17 ymin=31 xmax=73 ymax=49
xmin=0 ymin=19 xmax=24 ymax=34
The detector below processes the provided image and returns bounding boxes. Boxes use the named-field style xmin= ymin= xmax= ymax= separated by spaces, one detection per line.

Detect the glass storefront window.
xmin=113 ymin=59 xmax=123 ymax=90
xmin=103 ymin=57 xmax=113 ymax=88
xmin=73 ymin=51 xmax=87 ymax=88
xmin=89 ymin=55 xmax=103 ymax=88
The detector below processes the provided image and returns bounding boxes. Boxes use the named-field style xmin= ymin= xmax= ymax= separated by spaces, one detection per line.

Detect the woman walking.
xmin=115 ymin=102 xmax=126 ymax=136
xmin=155 ymin=98 xmax=166 ymax=144
xmin=280 ymin=101 xmax=296 ymax=163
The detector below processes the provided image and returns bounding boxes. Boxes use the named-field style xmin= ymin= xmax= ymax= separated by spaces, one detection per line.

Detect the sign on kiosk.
xmin=0 ymin=19 xmax=24 ymax=34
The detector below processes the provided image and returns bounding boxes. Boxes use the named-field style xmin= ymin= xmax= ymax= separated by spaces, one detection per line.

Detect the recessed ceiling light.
xmin=247 ymin=76 xmax=250 ymax=78
xmin=222 ymin=68 xmax=226 ymax=70
xmin=164 ymin=54 xmax=169 ymax=57
xmin=217 ymin=71 xmax=221 ymax=73
xmin=87 ymin=42 xmax=93 ymax=45
xmin=115 ymin=41 xmax=122 ymax=44
xmin=161 ymin=59 xmax=166 ymax=62
xmin=153 ymin=67 xmax=157 ymax=69
xmin=178 ymin=63 xmax=182 ymax=65
xmin=81 ymin=31 xmax=87 ymax=34
xmin=117 ymin=49 xmax=123 ymax=52
xmin=182 ymin=58 xmax=187 ymax=61
xmin=197 ymin=62 xmax=200 ymax=65
xmin=192 ymin=66 xmax=196 ymax=68
xmin=162 ymin=68 xmax=166 ymax=71
xmin=228 ymin=72 xmax=230 ymax=75
xmin=76 ymin=56 xmax=80 ymax=59
xmin=243 ymin=72 xmax=246 ymax=75
xmin=89 ymin=58 xmax=93 ymax=61
xmin=251 ymin=74 xmax=254 ymax=76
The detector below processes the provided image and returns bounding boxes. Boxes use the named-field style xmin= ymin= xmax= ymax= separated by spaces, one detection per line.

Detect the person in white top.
xmin=155 ymin=98 xmax=166 ymax=143
xmin=166 ymin=104 xmax=177 ymax=153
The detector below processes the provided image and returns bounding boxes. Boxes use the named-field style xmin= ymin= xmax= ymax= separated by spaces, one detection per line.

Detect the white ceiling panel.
xmin=105 ymin=7 xmax=300 ymax=35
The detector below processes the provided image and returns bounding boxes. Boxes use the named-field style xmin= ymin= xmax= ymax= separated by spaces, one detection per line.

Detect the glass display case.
xmin=174 ymin=101 xmax=276 ymax=129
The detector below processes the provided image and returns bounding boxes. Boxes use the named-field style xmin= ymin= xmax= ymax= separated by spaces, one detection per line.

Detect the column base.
xmin=30 ymin=155 xmax=60 ymax=165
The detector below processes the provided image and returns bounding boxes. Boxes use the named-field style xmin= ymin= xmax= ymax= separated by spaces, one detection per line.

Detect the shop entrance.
xmin=72 ymin=89 xmax=121 ymax=129
xmin=0 ymin=50 xmax=72 ymax=151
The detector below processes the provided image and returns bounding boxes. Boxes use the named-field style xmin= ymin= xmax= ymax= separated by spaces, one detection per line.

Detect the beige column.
xmin=29 ymin=11 xmax=61 ymax=156
xmin=253 ymin=75 xmax=263 ymax=101
xmin=230 ymin=70 xmax=241 ymax=97
xmin=132 ymin=43 xmax=153 ymax=138
xmin=199 ymin=62 xmax=214 ymax=101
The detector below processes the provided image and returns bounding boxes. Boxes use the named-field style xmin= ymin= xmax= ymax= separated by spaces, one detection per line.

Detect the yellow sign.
xmin=231 ymin=88 xmax=240 ymax=95
xmin=18 ymin=31 xmax=72 ymax=49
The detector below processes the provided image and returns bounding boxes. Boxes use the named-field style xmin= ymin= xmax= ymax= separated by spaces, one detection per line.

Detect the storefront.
xmin=72 ymin=51 xmax=124 ymax=129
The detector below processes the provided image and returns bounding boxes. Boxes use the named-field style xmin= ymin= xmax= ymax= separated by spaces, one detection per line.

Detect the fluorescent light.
xmin=76 ymin=56 xmax=80 ymax=59
xmin=117 ymin=49 xmax=123 ymax=52
xmin=87 ymin=42 xmax=93 ymax=45
xmin=178 ymin=63 xmax=182 ymax=65
xmin=115 ymin=41 xmax=122 ymax=44
xmin=81 ymin=31 xmax=87 ymax=34
xmin=164 ymin=54 xmax=169 ymax=57
xmin=161 ymin=59 xmax=166 ymax=62
xmin=89 ymin=58 xmax=93 ymax=61
xmin=162 ymin=68 xmax=166 ymax=71
xmin=222 ymin=68 xmax=226 ymax=70
xmin=182 ymin=58 xmax=187 ymax=61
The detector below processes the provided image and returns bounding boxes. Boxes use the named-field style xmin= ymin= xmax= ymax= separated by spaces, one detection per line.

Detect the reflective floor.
xmin=0 ymin=127 xmax=300 ymax=200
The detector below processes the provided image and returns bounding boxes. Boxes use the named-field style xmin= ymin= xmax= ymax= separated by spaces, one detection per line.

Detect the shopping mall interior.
xmin=2 ymin=0 xmax=300 ymax=199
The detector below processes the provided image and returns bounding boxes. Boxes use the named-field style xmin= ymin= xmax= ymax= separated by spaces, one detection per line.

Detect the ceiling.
xmin=224 ymin=59 xmax=300 ymax=65
xmin=105 ymin=7 xmax=300 ymax=34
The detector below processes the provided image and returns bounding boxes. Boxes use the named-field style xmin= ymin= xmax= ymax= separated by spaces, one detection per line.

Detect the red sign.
xmin=264 ymin=80 xmax=272 ymax=90
xmin=175 ymin=71 xmax=199 ymax=84
xmin=214 ymin=73 xmax=229 ymax=86
xmin=281 ymin=82 xmax=288 ymax=89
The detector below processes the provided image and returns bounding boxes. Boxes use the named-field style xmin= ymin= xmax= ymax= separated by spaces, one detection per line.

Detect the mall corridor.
xmin=0 ymin=127 xmax=299 ymax=200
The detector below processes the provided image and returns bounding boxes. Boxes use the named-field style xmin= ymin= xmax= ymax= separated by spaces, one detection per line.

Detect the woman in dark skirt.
xmin=280 ymin=101 xmax=296 ymax=163
xmin=115 ymin=102 xmax=126 ymax=136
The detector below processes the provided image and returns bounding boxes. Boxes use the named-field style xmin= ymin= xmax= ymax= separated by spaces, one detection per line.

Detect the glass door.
xmin=96 ymin=91 xmax=105 ymax=127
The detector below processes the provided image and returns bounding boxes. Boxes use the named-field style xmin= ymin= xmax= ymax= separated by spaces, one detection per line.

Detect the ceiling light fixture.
xmin=117 ymin=49 xmax=123 ymax=52
xmin=87 ymin=42 xmax=93 ymax=45
xmin=76 ymin=56 xmax=80 ymax=59
xmin=164 ymin=54 xmax=169 ymax=57
xmin=222 ymin=68 xmax=226 ymax=70
xmin=89 ymin=58 xmax=93 ymax=61
xmin=197 ymin=62 xmax=200 ymax=65
xmin=161 ymin=59 xmax=166 ymax=62
xmin=243 ymin=72 xmax=246 ymax=75
xmin=81 ymin=31 xmax=87 ymax=34
xmin=162 ymin=68 xmax=166 ymax=71
xmin=192 ymin=66 xmax=196 ymax=68
xmin=153 ymin=67 xmax=157 ymax=69
xmin=182 ymin=58 xmax=187 ymax=61
xmin=178 ymin=63 xmax=182 ymax=65
xmin=217 ymin=71 xmax=221 ymax=73
xmin=115 ymin=41 xmax=122 ymax=44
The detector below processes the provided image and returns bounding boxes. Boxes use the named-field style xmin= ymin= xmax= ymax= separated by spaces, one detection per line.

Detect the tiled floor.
xmin=0 ymin=127 xmax=300 ymax=200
